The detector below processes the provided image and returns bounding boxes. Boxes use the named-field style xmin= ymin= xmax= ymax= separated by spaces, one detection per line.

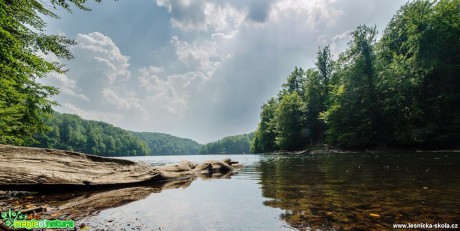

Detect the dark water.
xmin=2 ymin=152 xmax=459 ymax=230
xmin=255 ymin=152 xmax=460 ymax=230
xmin=80 ymin=152 xmax=460 ymax=230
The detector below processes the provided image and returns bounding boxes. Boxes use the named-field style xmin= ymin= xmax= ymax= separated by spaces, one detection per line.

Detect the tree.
xmin=251 ymin=98 xmax=279 ymax=153
xmin=315 ymin=46 xmax=334 ymax=98
xmin=321 ymin=25 xmax=380 ymax=148
xmin=378 ymin=0 xmax=460 ymax=146
xmin=301 ymin=47 xmax=335 ymax=144
xmin=251 ymin=0 xmax=459 ymax=150
xmin=133 ymin=132 xmax=202 ymax=155
xmin=200 ymin=133 xmax=254 ymax=154
xmin=303 ymin=69 xmax=325 ymax=144
xmin=0 ymin=0 xmax=101 ymax=145
xmin=274 ymin=92 xmax=306 ymax=151
xmin=279 ymin=67 xmax=306 ymax=98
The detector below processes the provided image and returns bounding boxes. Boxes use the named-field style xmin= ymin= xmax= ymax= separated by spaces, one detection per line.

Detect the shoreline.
xmin=263 ymin=146 xmax=460 ymax=155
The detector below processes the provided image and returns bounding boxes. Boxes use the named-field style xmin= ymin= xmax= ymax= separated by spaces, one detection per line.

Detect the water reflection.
xmin=258 ymin=153 xmax=460 ymax=230
xmin=0 ymin=169 xmax=238 ymax=223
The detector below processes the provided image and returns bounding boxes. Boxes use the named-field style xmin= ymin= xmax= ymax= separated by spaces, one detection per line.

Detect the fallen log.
xmin=0 ymin=145 xmax=242 ymax=192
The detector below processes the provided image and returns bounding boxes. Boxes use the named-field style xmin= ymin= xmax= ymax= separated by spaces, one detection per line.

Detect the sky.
xmin=42 ymin=0 xmax=407 ymax=144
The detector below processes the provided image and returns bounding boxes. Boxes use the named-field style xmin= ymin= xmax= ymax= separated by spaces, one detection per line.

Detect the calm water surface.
xmin=79 ymin=152 xmax=460 ymax=230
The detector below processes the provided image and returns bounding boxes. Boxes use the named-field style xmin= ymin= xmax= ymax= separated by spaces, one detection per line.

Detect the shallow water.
xmin=79 ymin=152 xmax=460 ymax=230
xmin=1 ymin=152 xmax=459 ymax=230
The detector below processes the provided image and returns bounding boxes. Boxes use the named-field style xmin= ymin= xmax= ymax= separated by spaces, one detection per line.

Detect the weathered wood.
xmin=0 ymin=145 xmax=242 ymax=192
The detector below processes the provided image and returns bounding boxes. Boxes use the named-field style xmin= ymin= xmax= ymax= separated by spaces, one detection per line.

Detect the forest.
xmin=199 ymin=133 xmax=254 ymax=154
xmin=32 ymin=113 xmax=148 ymax=156
xmin=133 ymin=132 xmax=202 ymax=155
xmin=251 ymin=0 xmax=459 ymax=152
xmin=30 ymin=113 xmax=205 ymax=156
xmin=31 ymin=113 xmax=254 ymax=156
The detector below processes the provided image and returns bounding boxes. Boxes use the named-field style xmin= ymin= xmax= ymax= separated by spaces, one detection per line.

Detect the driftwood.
xmin=0 ymin=145 xmax=242 ymax=192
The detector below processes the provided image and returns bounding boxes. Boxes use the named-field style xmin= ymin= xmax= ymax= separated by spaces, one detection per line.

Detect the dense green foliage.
xmin=274 ymin=92 xmax=306 ymax=150
xmin=0 ymin=0 xmax=101 ymax=145
xmin=252 ymin=0 xmax=460 ymax=152
xmin=200 ymin=133 xmax=254 ymax=154
xmin=32 ymin=113 xmax=148 ymax=156
xmin=133 ymin=132 xmax=202 ymax=155
xmin=31 ymin=113 xmax=205 ymax=156
xmin=377 ymin=0 xmax=460 ymax=146
xmin=323 ymin=25 xmax=381 ymax=148
xmin=251 ymin=98 xmax=278 ymax=153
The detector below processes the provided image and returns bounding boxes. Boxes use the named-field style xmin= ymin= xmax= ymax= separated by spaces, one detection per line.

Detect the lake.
xmin=76 ymin=152 xmax=460 ymax=230
xmin=1 ymin=152 xmax=459 ymax=230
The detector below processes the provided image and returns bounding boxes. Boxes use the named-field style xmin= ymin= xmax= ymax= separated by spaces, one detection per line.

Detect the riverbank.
xmin=265 ymin=145 xmax=460 ymax=155
xmin=0 ymin=144 xmax=242 ymax=192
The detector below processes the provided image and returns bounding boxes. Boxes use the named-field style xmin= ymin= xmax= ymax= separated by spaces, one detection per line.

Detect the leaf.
xmin=79 ymin=225 xmax=92 ymax=230
xmin=369 ymin=213 xmax=381 ymax=218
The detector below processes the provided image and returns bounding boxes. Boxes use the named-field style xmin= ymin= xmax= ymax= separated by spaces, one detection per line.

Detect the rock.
xmin=193 ymin=160 xmax=234 ymax=173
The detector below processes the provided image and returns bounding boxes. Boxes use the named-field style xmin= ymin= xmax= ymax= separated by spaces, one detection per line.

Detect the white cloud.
xmin=75 ymin=32 xmax=131 ymax=83
xmin=156 ymin=0 xmax=172 ymax=11
xmin=46 ymin=72 xmax=90 ymax=101
xmin=170 ymin=36 xmax=222 ymax=77
xmin=269 ymin=0 xmax=343 ymax=29
xmin=156 ymin=0 xmax=207 ymax=31
xmin=211 ymin=31 xmax=238 ymax=41
xmin=47 ymin=31 xmax=212 ymax=133
xmin=203 ymin=3 xmax=245 ymax=32
xmin=59 ymin=103 xmax=123 ymax=123
xmin=101 ymin=88 xmax=144 ymax=112
xmin=330 ymin=30 xmax=353 ymax=57
xmin=157 ymin=1 xmax=245 ymax=33
xmin=43 ymin=32 xmax=148 ymax=125
xmin=138 ymin=66 xmax=207 ymax=116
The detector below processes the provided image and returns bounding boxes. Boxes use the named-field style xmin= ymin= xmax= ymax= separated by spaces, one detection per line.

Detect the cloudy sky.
xmin=42 ymin=0 xmax=407 ymax=143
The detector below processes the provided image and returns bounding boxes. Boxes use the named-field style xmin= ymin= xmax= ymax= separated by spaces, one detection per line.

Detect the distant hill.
xmin=31 ymin=113 xmax=203 ymax=156
xmin=199 ymin=133 xmax=254 ymax=154
xmin=32 ymin=113 xmax=148 ymax=156
xmin=31 ymin=113 xmax=255 ymax=156
xmin=132 ymin=132 xmax=202 ymax=155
